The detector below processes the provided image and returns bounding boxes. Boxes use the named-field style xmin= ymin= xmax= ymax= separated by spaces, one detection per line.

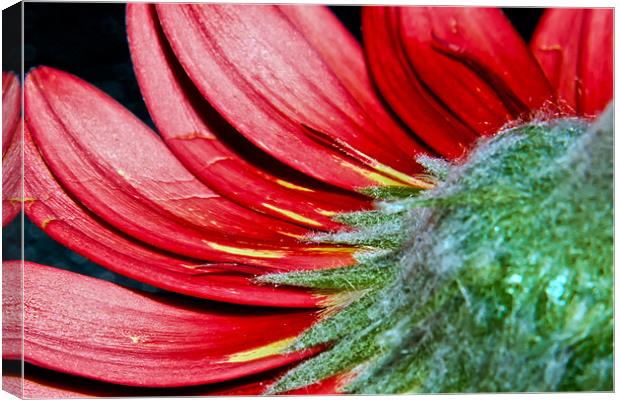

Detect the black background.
xmin=5 ymin=3 xmax=543 ymax=290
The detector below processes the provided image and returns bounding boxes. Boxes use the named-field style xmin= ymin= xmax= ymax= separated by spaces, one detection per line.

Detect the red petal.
xmin=2 ymin=363 xmax=307 ymax=397
xmin=126 ymin=3 xmax=370 ymax=230
xmin=363 ymin=6 xmax=478 ymax=159
xmin=405 ymin=8 xmax=554 ymax=114
xmin=579 ymin=9 xmax=613 ymax=115
xmin=397 ymin=8 xmax=512 ymax=134
xmin=530 ymin=9 xmax=583 ymax=112
xmin=363 ymin=7 xmax=554 ymax=157
xmin=2 ymin=71 xmax=20 ymax=156
xmin=2 ymin=257 xmax=22 ymax=360
xmin=532 ymin=9 xmax=613 ymax=115
xmin=2 ymin=72 xmax=21 ymax=227
xmin=156 ymin=4 xmax=429 ymax=190
xmin=3 ymin=261 xmax=320 ymax=387
xmin=2 ymin=121 xmax=21 ymax=227
xmin=23 ymin=127 xmax=324 ymax=307
xmin=3 ymin=372 xmax=276 ymax=397
xmin=25 ymin=66 xmax=355 ymax=269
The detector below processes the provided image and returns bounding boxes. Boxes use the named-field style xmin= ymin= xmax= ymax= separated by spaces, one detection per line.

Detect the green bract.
xmin=263 ymin=108 xmax=613 ymax=394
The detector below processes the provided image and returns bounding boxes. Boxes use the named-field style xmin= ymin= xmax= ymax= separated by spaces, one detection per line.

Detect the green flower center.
xmin=263 ymin=109 xmax=613 ymax=394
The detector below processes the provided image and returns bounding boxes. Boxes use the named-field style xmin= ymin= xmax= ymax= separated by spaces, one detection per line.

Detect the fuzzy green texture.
xmin=259 ymin=255 xmax=396 ymax=290
xmin=266 ymin=109 xmax=613 ymax=394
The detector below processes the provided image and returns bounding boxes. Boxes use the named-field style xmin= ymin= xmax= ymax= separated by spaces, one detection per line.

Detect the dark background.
xmin=5 ymin=3 xmax=543 ymax=290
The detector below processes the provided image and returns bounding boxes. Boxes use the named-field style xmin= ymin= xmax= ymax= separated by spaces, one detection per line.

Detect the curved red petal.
xmin=25 ymin=66 xmax=355 ymax=269
xmin=531 ymin=9 xmax=612 ymax=116
xmin=2 ymin=363 xmax=308 ymax=397
xmin=275 ymin=5 xmax=430 ymax=168
xmin=126 ymin=3 xmax=370 ymax=230
xmin=404 ymin=8 xmax=553 ymax=115
xmin=3 ymin=371 xmax=275 ymax=397
xmin=578 ymin=9 xmax=613 ymax=115
xmin=364 ymin=7 xmax=554 ymax=157
xmin=398 ymin=7 xmax=513 ymax=134
xmin=3 ymin=261 xmax=320 ymax=387
xmin=531 ymin=9 xmax=584 ymax=112
xmin=23 ymin=126 xmax=323 ymax=307
xmin=362 ymin=6 xmax=478 ymax=159
xmin=2 ymin=260 xmax=22 ymax=361
xmin=156 ymin=4 xmax=428 ymax=190
xmin=2 ymin=121 xmax=21 ymax=227
xmin=2 ymin=71 xmax=20 ymax=157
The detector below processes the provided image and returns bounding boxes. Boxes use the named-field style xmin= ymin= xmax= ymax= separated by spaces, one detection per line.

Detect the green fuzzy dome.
xmin=264 ymin=109 xmax=613 ymax=394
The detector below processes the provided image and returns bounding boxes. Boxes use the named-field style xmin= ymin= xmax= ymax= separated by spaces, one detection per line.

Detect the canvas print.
xmin=1 ymin=1 xmax=614 ymax=397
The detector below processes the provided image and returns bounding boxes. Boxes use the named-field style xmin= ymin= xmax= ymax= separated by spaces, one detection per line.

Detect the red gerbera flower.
xmin=2 ymin=4 xmax=613 ymax=396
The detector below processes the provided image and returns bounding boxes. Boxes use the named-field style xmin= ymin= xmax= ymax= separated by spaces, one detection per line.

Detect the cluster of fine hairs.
xmin=261 ymin=108 xmax=613 ymax=394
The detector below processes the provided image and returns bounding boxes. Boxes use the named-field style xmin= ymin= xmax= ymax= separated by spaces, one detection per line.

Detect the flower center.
xmin=263 ymin=108 xmax=613 ymax=394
